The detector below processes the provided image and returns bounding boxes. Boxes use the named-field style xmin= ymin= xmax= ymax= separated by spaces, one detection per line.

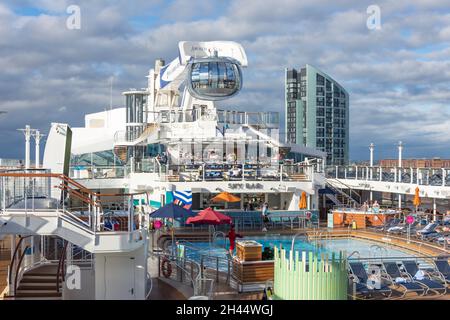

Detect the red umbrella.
xmin=186 ymin=207 xmax=232 ymax=225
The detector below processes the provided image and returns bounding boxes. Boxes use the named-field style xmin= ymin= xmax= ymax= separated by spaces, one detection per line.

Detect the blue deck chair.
xmin=434 ymin=259 xmax=450 ymax=284
xmin=416 ymin=223 xmax=438 ymax=238
xmin=348 ymin=262 xmax=392 ymax=298
xmin=375 ymin=218 xmax=400 ymax=232
xmin=401 ymin=260 xmax=447 ymax=295
xmin=382 ymin=262 xmax=426 ymax=298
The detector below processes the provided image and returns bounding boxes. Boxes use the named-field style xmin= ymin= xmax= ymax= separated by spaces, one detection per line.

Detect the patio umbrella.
xmin=299 ymin=191 xmax=307 ymax=209
xmin=211 ymin=192 xmax=241 ymax=203
xmin=413 ymin=187 xmax=421 ymax=212
xmin=186 ymin=207 xmax=232 ymax=243
xmin=186 ymin=207 xmax=232 ymax=225
xmin=149 ymin=202 xmax=195 ymax=219
xmin=150 ymin=202 xmax=195 ymax=254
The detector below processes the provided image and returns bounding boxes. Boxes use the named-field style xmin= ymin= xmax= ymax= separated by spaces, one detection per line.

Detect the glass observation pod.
xmin=186 ymin=57 xmax=243 ymax=101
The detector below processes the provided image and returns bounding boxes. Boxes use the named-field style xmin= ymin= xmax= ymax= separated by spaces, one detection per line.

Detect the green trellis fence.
xmin=273 ymin=248 xmax=348 ymax=300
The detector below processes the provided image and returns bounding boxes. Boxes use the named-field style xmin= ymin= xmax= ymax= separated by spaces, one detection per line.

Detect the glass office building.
xmin=285 ymin=65 xmax=349 ymax=166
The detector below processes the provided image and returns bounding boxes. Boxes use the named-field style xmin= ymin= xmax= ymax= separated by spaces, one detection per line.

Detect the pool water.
xmin=181 ymin=235 xmax=426 ymax=271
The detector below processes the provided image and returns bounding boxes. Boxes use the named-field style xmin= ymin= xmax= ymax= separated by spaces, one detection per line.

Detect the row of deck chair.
xmin=349 ymin=259 xmax=449 ymax=299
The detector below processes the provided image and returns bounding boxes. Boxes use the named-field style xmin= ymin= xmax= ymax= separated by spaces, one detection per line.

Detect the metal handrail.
xmin=348 ymin=251 xmax=360 ymax=259
xmin=291 ymin=232 xmax=309 ymax=253
xmin=327 ymin=178 xmax=361 ymax=205
xmin=13 ymin=245 xmax=30 ymax=296
xmin=145 ymin=271 xmax=153 ymax=300
xmin=8 ymin=235 xmax=31 ymax=292
xmin=212 ymin=231 xmax=227 ymax=248
xmin=56 ymin=241 xmax=69 ymax=292
xmin=152 ymin=244 xmax=205 ymax=294
xmin=370 ymin=244 xmax=388 ymax=259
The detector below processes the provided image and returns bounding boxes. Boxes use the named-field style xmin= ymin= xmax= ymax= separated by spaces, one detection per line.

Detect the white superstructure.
xmin=0 ymin=41 xmax=327 ymax=300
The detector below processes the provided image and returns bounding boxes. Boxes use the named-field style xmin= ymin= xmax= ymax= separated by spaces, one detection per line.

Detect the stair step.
xmin=18 ymin=285 xmax=61 ymax=291
xmin=3 ymin=295 xmax=62 ymax=300
xmin=25 ymin=271 xmax=58 ymax=276
xmin=14 ymin=292 xmax=62 ymax=298
xmin=17 ymin=288 xmax=60 ymax=294
xmin=21 ymin=277 xmax=61 ymax=283
xmin=22 ymin=274 xmax=58 ymax=279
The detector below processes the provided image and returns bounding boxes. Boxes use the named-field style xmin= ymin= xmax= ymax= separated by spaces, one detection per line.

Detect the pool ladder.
xmin=370 ymin=244 xmax=387 ymax=261
xmin=291 ymin=232 xmax=309 ymax=253
xmin=348 ymin=250 xmax=360 ymax=260
xmin=212 ymin=231 xmax=227 ymax=249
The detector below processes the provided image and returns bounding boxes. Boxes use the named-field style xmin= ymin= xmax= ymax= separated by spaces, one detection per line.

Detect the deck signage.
xmin=406 ymin=215 xmax=415 ymax=224
xmin=228 ymin=183 xmax=264 ymax=190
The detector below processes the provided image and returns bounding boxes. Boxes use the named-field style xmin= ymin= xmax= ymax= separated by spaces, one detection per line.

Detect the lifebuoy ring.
xmin=161 ymin=257 xmax=172 ymax=278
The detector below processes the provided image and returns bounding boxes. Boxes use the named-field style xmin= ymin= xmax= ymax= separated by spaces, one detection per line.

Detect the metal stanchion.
xmin=216 ymin=256 xmax=219 ymax=283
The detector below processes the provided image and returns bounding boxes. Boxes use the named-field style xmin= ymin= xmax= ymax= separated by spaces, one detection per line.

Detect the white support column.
xmin=25 ymin=125 xmax=31 ymax=169
xmin=398 ymin=141 xmax=403 ymax=209
xmin=442 ymin=168 xmax=446 ymax=187
xmin=433 ymin=198 xmax=437 ymax=222
xmin=35 ymin=131 xmax=40 ymax=169
xmin=18 ymin=125 xmax=35 ymax=170
xmin=130 ymin=156 xmax=135 ymax=173
xmin=369 ymin=142 xmax=374 ymax=182
xmin=355 ymin=166 xmax=358 ymax=180
xmin=32 ymin=130 xmax=45 ymax=169
xmin=2 ymin=176 xmax=5 ymax=212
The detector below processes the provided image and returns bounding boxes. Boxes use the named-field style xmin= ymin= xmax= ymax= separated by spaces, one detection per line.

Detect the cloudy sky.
xmin=0 ymin=0 xmax=449 ymax=161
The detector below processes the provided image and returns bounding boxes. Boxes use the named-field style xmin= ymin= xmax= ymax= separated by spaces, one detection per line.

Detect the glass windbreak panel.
xmin=188 ymin=58 xmax=242 ymax=100
xmin=71 ymin=150 xmax=117 ymax=166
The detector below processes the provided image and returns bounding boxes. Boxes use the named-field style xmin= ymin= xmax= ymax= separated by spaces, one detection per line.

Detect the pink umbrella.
xmin=186 ymin=207 xmax=232 ymax=225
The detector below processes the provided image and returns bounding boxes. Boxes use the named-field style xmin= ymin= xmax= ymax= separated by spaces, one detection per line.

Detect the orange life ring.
xmin=161 ymin=258 xmax=172 ymax=278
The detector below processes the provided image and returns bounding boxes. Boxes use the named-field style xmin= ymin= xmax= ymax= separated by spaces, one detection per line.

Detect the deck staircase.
xmin=113 ymin=145 xmax=128 ymax=163
xmin=288 ymin=173 xmax=308 ymax=181
xmin=326 ymin=179 xmax=361 ymax=207
xmin=324 ymin=193 xmax=343 ymax=206
xmin=112 ymin=123 xmax=159 ymax=164
xmin=3 ymin=264 xmax=62 ymax=300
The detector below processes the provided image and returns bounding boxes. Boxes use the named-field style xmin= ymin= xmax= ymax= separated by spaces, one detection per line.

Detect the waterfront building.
xmin=285 ymin=65 xmax=349 ymax=166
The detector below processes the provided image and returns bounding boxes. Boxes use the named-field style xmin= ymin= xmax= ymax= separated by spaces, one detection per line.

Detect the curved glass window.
xmin=187 ymin=58 xmax=242 ymax=100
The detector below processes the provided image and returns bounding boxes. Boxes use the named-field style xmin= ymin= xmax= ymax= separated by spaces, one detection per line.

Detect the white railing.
xmin=0 ymin=171 xmax=148 ymax=236
xmin=153 ymin=163 xmax=316 ymax=183
xmin=328 ymin=166 xmax=450 ymax=187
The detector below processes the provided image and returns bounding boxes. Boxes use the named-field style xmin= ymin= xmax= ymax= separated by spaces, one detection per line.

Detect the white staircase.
xmin=0 ymin=172 xmax=146 ymax=254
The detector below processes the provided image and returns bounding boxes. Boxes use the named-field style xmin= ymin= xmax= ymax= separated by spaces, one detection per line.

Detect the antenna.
xmin=17 ymin=125 xmax=37 ymax=170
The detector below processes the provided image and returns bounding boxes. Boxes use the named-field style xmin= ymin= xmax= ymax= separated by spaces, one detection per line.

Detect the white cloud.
xmin=0 ymin=0 xmax=450 ymax=160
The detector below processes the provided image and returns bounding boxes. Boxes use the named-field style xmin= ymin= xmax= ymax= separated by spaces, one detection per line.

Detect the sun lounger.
xmin=348 ymin=262 xmax=392 ymax=298
xmin=416 ymin=223 xmax=438 ymax=238
xmin=434 ymin=259 xmax=450 ymax=284
xmin=401 ymin=260 xmax=446 ymax=295
xmin=373 ymin=218 xmax=399 ymax=232
xmin=382 ymin=262 xmax=426 ymax=297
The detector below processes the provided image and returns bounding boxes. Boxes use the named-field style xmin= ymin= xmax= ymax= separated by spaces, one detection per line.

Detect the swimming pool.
xmin=179 ymin=235 xmax=426 ymax=271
